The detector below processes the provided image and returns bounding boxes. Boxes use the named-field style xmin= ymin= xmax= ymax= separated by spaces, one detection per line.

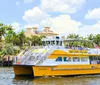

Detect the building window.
xmin=73 ymin=57 xmax=80 ymax=62
xmin=55 ymin=57 xmax=62 ymax=61
xmin=64 ymin=57 xmax=71 ymax=62
xmin=81 ymin=57 xmax=88 ymax=62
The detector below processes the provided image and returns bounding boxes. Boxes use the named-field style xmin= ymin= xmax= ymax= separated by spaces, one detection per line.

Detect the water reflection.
xmin=14 ymin=75 xmax=100 ymax=85
xmin=0 ymin=67 xmax=100 ymax=85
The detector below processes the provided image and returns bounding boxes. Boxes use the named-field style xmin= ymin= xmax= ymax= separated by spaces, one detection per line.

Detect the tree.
xmin=87 ymin=34 xmax=94 ymax=40
xmin=5 ymin=30 xmax=16 ymax=43
xmin=0 ymin=23 xmax=13 ymax=41
xmin=93 ymin=34 xmax=100 ymax=46
xmin=67 ymin=34 xmax=82 ymax=47
xmin=67 ymin=34 xmax=82 ymax=39
xmin=17 ymin=30 xmax=26 ymax=49
xmin=25 ymin=37 xmax=32 ymax=46
xmin=31 ymin=35 xmax=42 ymax=46
xmin=0 ymin=43 xmax=16 ymax=66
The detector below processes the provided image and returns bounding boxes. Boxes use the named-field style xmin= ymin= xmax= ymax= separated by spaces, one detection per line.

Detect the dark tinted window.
xmin=81 ymin=57 xmax=88 ymax=62
xmin=56 ymin=57 xmax=62 ymax=61
xmin=73 ymin=57 xmax=80 ymax=62
xmin=64 ymin=57 xmax=71 ymax=62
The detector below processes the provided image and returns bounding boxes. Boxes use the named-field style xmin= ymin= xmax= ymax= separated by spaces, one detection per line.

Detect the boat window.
xmin=56 ymin=41 xmax=59 ymax=45
xmin=64 ymin=57 xmax=71 ymax=62
xmin=97 ymin=56 xmax=100 ymax=64
xmin=89 ymin=56 xmax=98 ymax=61
xmin=42 ymin=41 xmax=45 ymax=46
xmin=81 ymin=57 xmax=88 ymax=62
xmin=55 ymin=57 xmax=62 ymax=61
xmin=90 ymin=56 xmax=100 ymax=64
xmin=73 ymin=57 xmax=80 ymax=62
xmin=89 ymin=56 xmax=98 ymax=64
xmin=51 ymin=41 xmax=55 ymax=45
xmin=60 ymin=41 xmax=62 ymax=46
xmin=46 ymin=41 xmax=50 ymax=45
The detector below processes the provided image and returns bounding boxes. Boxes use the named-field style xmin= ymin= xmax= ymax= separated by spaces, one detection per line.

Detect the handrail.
xmin=36 ymin=46 xmax=54 ymax=65
xmin=14 ymin=45 xmax=100 ymax=65
xmin=20 ymin=46 xmax=35 ymax=64
xmin=21 ymin=46 xmax=49 ymax=65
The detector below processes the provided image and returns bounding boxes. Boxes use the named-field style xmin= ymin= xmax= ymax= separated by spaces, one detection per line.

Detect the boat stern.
xmin=13 ymin=65 xmax=34 ymax=76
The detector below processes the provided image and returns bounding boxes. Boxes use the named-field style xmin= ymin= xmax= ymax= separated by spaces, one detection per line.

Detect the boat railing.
xmin=21 ymin=46 xmax=49 ymax=65
xmin=36 ymin=46 xmax=54 ymax=65
xmin=25 ymin=46 xmax=51 ymax=65
xmin=13 ymin=46 xmax=46 ymax=65
xmin=88 ymin=48 xmax=100 ymax=54
xmin=13 ymin=46 xmax=35 ymax=64
xmin=13 ymin=44 xmax=100 ymax=65
xmin=20 ymin=46 xmax=38 ymax=64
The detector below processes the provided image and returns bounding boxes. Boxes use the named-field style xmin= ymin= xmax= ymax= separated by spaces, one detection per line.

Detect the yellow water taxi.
xmin=13 ymin=36 xmax=100 ymax=77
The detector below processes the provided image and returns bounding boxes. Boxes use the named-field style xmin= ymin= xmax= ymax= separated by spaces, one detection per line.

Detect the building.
xmin=25 ymin=26 xmax=58 ymax=37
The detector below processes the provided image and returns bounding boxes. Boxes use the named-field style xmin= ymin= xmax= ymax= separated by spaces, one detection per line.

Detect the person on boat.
xmin=78 ymin=46 xmax=83 ymax=50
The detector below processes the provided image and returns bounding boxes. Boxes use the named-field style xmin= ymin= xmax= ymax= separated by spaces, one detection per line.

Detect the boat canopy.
xmin=42 ymin=36 xmax=97 ymax=47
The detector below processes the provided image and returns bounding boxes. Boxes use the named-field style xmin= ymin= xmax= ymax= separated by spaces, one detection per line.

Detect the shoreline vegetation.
xmin=0 ymin=23 xmax=100 ymax=66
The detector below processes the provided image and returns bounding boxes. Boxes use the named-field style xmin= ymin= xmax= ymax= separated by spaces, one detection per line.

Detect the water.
xmin=0 ymin=67 xmax=100 ymax=85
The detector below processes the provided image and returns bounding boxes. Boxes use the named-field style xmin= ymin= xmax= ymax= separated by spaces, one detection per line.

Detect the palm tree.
xmin=17 ymin=30 xmax=26 ymax=49
xmin=93 ymin=34 xmax=100 ymax=46
xmin=0 ymin=23 xmax=13 ymax=41
xmin=31 ymin=35 xmax=42 ymax=46
xmin=25 ymin=37 xmax=32 ymax=46
xmin=0 ymin=23 xmax=6 ymax=41
xmin=67 ymin=34 xmax=82 ymax=39
xmin=5 ymin=30 xmax=15 ymax=43
xmin=87 ymin=34 xmax=94 ymax=40
xmin=67 ymin=34 xmax=82 ymax=47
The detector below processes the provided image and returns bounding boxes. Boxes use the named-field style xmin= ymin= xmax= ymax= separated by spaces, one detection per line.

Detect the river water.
xmin=0 ymin=67 xmax=100 ymax=85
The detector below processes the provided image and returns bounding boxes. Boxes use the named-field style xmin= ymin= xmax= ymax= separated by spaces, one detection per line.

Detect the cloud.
xmin=24 ymin=0 xmax=35 ymax=4
xmin=23 ymin=7 xmax=50 ymax=24
xmin=79 ymin=21 xmax=100 ymax=36
xmin=40 ymin=0 xmax=86 ymax=13
xmin=23 ymin=6 xmax=82 ymax=34
xmin=85 ymin=8 xmax=100 ymax=19
xmin=22 ymin=1 xmax=100 ymax=36
xmin=16 ymin=2 xmax=20 ymax=6
xmin=24 ymin=24 xmax=39 ymax=28
xmin=40 ymin=15 xmax=82 ymax=34
xmin=11 ymin=22 xmax=22 ymax=32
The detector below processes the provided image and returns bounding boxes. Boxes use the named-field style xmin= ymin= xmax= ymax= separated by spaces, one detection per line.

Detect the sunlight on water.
xmin=0 ymin=67 xmax=100 ymax=85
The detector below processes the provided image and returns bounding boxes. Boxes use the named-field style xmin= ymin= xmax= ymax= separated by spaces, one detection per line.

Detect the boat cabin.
xmin=41 ymin=36 xmax=100 ymax=65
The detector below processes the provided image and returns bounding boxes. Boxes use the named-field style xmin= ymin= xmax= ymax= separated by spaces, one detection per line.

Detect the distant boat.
xmin=13 ymin=36 xmax=100 ymax=77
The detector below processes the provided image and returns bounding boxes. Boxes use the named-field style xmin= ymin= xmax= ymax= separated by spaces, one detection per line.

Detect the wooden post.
xmin=8 ymin=56 xmax=10 ymax=66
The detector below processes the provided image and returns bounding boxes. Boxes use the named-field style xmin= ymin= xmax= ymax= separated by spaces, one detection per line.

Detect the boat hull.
xmin=33 ymin=64 xmax=100 ymax=77
xmin=13 ymin=65 xmax=33 ymax=76
xmin=13 ymin=64 xmax=100 ymax=77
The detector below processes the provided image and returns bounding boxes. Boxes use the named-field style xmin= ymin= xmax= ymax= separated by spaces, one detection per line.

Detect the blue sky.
xmin=0 ymin=0 xmax=100 ymax=36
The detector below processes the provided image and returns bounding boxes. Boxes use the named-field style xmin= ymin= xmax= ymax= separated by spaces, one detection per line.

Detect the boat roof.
xmin=64 ymin=38 xmax=93 ymax=43
xmin=42 ymin=37 xmax=93 ymax=43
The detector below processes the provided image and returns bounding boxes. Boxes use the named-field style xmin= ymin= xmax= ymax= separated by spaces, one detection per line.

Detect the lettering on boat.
xmin=38 ymin=67 xmax=47 ymax=70
xmin=69 ymin=50 xmax=87 ymax=53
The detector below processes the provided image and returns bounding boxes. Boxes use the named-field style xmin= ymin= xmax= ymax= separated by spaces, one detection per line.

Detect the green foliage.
xmin=93 ymin=34 xmax=100 ymax=46
xmin=67 ymin=34 xmax=82 ymax=39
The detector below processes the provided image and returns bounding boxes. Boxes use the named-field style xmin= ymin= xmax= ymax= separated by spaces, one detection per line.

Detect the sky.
xmin=0 ymin=0 xmax=100 ymax=36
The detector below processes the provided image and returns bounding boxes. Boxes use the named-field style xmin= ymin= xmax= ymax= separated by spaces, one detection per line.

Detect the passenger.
xmin=72 ymin=46 xmax=75 ymax=50
xmin=97 ymin=60 xmax=100 ymax=64
xmin=91 ymin=60 xmax=97 ymax=64
xmin=69 ymin=45 xmax=72 ymax=49
xmin=78 ymin=46 xmax=83 ymax=50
